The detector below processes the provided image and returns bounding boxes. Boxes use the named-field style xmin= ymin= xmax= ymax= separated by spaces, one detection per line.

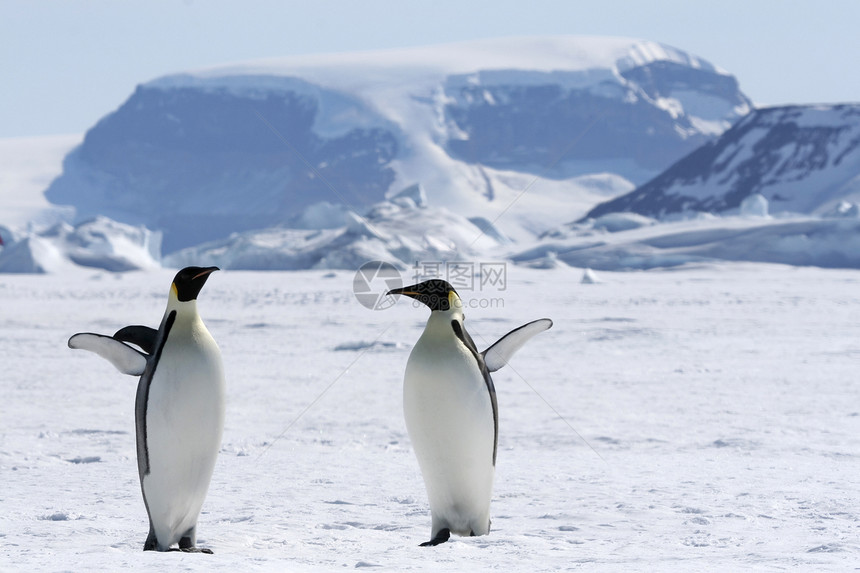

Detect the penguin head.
xmin=387 ymin=279 xmax=462 ymax=313
xmin=171 ymin=266 xmax=219 ymax=303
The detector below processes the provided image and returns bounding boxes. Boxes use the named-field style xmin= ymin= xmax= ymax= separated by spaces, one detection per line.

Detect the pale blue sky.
xmin=2 ymin=0 xmax=857 ymax=138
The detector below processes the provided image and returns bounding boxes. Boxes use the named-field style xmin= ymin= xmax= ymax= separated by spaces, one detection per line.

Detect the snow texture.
xmin=1 ymin=265 xmax=859 ymax=571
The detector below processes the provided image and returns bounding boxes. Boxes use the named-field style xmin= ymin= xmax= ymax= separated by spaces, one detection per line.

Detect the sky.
xmin=1 ymin=0 xmax=857 ymax=138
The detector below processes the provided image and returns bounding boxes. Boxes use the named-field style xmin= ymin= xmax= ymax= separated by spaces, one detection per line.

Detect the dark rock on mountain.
xmin=586 ymin=104 xmax=860 ymax=219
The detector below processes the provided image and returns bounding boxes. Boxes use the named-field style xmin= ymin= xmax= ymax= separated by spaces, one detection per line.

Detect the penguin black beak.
xmin=192 ymin=266 xmax=220 ymax=281
xmin=386 ymin=286 xmax=419 ymax=298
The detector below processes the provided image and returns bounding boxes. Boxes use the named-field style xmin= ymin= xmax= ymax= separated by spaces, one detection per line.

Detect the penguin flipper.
xmin=68 ymin=333 xmax=148 ymax=376
xmin=482 ymin=318 xmax=553 ymax=372
xmin=113 ymin=325 xmax=158 ymax=355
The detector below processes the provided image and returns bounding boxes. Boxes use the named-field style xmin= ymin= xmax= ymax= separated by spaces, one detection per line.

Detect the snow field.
xmin=1 ymin=264 xmax=859 ymax=571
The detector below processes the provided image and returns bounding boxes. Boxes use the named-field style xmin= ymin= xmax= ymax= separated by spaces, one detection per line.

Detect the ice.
xmin=739 ymin=193 xmax=769 ymax=217
xmin=0 ymin=235 xmax=71 ymax=273
xmin=164 ymin=198 xmax=501 ymax=271
xmin=513 ymin=214 xmax=860 ymax=271
xmin=823 ymin=200 xmax=860 ymax=218
xmin=591 ymin=212 xmax=656 ymax=233
xmin=291 ymin=202 xmax=355 ymax=230
xmin=581 ymin=268 xmax=601 ymax=284
xmin=0 ymin=216 xmax=161 ymax=273
xmin=389 ymin=183 xmax=428 ymax=209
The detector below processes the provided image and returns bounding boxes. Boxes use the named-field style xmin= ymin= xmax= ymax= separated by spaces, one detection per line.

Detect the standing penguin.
xmin=68 ymin=266 xmax=225 ymax=553
xmin=388 ymin=279 xmax=552 ymax=546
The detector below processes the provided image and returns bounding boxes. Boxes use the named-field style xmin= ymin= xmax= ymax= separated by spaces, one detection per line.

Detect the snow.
xmin=739 ymin=194 xmax=769 ymax=217
xmin=444 ymin=68 xmax=622 ymax=96
xmin=5 ymin=132 xmax=860 ymax=275
xmin=591 ymin=212 xmax=656 ymax=233
xmin=114 ymin=35 xmax=745 ymax=247
xmin=617 ymin=40 xmax=722 ymax=74
xmin=0 ymin=134 xmax=81 ymax=230
xmin=600 ymin=105 xmax=860 ymax=219
xmin=663 ymin=90 xmax=750 ymax=136
xmin=465 ymin=166 xmax=639 ymax=242
xmin=0 ymin=136 xmax=161 ymax=273
xmin=513 ymin=214 xmax=860 ymax=271
xmin=161 ymin=36 xmax=698 ymax=91
xmin=2 ymin=264 xmax=859 ymax=571
xmin=0 ymin=217 xmax=161 ymax=274
xmin=580 ymin=268 xmax=601 ymax=284
xmin=164 ymin=198 xmax=502 ymax=272
xmin=290 ymin=202 xmax=356 ymax=230
xmin=824 ymin=201 xmax=860 ymax=218
xmin=389 ymin=183 xmax=428 ymax=209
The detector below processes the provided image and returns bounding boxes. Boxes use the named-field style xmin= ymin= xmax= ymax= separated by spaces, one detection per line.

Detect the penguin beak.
xmin=386 ymin=286 xmax=419 ymax=298
xmin=192 ymin=266 xmax=220 ymax=281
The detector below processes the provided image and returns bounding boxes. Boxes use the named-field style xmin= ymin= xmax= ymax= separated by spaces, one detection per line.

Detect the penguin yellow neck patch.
xmin=448 ymin=290 xmax=463 ymax=311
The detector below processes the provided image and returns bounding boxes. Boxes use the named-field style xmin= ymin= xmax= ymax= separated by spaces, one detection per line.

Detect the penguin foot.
xmin=167 ymin=547 xmax=213 ymax=554
xmin=420 ymin=528 xmax=451 ymax=547
xmin=180 ymin=547 xmax=214 ymax=554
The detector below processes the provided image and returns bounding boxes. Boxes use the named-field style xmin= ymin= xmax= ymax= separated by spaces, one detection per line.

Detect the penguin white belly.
xmin=403 ymin=337 xmax=495 ymax=536
xmin=142 ymin=327 xmax=225 ymax=548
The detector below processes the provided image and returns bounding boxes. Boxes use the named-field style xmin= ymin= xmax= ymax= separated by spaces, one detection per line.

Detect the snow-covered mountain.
xmin=585 ymin=104 xmax=860 ymax=219
xmin=11 ymin=39 xmax=860 ymax=274
xmin=44 ymin=36 xmax=751 ymax=253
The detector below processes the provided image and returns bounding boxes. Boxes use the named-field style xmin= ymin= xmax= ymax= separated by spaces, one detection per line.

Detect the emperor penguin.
xmin=387 ymin=279 xmax=552 ymax=546
xmin=68 ymin=266 xmax=225 ymax=553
